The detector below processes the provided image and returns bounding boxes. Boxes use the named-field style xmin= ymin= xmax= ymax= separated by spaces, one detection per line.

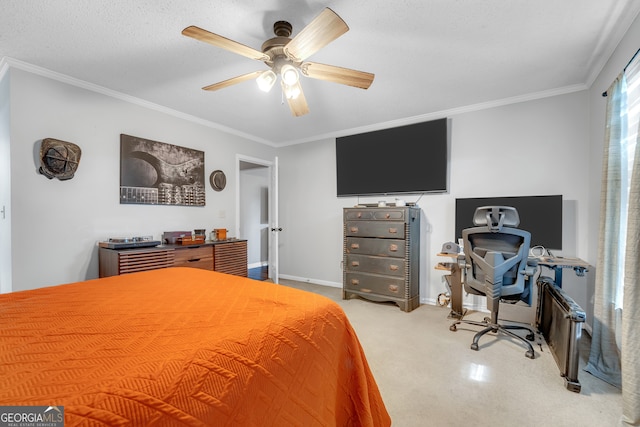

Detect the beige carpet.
xmin=278 ymin=279 xmax=622 ymax=427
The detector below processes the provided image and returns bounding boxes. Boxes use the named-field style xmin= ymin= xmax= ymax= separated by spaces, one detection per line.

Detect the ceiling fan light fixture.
xmin=282 ymin=81 xmax=301 ymax=99
xmin=256 ymin=70 xmax=277 ymax=92
xmin=280 ymin=64 xmax=299 ymax=85
xmin=183 ymin=7 xmax=373 ymax=117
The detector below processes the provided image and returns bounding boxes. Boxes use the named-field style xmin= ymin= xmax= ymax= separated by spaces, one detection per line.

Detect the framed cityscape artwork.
xmin=119 ymin=134 xmax=205 ymax=206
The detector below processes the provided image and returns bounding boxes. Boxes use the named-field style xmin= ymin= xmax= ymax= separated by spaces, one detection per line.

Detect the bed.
xmin=0 ymin=267 xmax=390 ymax=426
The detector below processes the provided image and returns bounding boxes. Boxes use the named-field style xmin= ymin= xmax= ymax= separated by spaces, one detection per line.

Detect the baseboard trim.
xmin=247 ymin=261 xmax=268 ymax=269
xmin=278 ymin=274 xmax=341 ymax=288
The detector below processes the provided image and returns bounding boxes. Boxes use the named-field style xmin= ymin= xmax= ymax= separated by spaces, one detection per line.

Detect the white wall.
xmin=277 ymin=139 xmax=346 ymax=286
xmin=277 ymin=91 xmax=592 ymax=311
xmin=8 ymin=68 xmax=276 ymax=291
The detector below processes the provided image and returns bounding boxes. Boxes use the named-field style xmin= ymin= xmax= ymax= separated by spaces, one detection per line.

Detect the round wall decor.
xmin=39 ymin=138 xmax=82 ymax=180
xmin=209 ymin=170 xmax=226 ymax=191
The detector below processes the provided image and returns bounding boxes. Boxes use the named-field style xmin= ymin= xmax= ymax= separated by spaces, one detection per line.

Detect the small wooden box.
xmin=177 ymin=236 xmax=205 ymax=245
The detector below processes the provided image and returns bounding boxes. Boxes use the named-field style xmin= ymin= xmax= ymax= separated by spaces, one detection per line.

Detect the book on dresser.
xmin=343 ymin=206 xmax=420 ymax=312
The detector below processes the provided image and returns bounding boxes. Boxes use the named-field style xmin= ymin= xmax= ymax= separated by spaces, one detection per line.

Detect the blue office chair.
xmin=450 ymin=206 xmax=538 ymax=359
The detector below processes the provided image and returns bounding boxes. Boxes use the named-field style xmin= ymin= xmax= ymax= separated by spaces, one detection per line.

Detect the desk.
xmin=537 ymin=257 xmax=590 ymax=288
xmin=436 ymin=255 xmax=589 ymax=321
xmin=435 ymin=253 xmax=465 ymax=319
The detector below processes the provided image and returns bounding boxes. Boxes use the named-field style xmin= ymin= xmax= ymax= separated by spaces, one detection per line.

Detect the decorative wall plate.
xmin=210 ymin=170 xmax=226 ymax=191
xmin=39 ymin=138 xmax=82 ymax=180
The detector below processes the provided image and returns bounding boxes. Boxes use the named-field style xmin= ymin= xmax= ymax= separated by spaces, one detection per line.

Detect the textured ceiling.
xmin=1 ymin=1 xmax=639 ymax=146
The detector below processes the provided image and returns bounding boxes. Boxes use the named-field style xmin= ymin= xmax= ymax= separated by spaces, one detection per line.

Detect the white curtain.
xmin=621 ymin=55 xmax=640 ymax=427
xmin=585 ymin=73 xmax=626 ymax=388
xmin=621 ymin=123 xmax=640 ymax=426
xmin=586 ymin=54 xmax=640 ymax=424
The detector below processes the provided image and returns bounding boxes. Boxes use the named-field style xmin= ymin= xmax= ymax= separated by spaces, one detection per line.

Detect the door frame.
xmin=236 ymin=154 xmax=277 ymax=281
xmin=0 ymin=67 xmax=12 ymax=294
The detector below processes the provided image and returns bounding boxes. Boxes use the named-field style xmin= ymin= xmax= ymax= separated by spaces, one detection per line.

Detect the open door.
xmin=269 ymin=156 xmax=280 ymax=283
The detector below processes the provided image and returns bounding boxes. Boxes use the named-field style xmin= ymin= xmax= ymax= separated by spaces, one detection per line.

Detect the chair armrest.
xmin=523 ymin=257 xmax=539 ymax=277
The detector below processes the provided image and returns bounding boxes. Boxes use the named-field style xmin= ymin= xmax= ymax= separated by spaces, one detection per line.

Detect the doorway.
xmin=237 ymin=156 xmax=273 ymax=281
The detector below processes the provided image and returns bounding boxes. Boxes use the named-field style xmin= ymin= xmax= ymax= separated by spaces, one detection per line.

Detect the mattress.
xmin=0 ymin=267 xmax=390 ymax=426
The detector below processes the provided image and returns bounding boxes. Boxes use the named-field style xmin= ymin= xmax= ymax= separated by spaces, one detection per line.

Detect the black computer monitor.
xmin=455 ymin=195 xmax=563 ymax=250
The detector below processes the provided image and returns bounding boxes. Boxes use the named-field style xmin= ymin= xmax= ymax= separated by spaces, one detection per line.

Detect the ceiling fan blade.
xmin=182 ymin=26 xmax=269 ymax=61
xmin=301 ymin=62 xmax=374 ymax=89
xmin=284 ymin=8 xmax=349 ymax=62
xmin=202 ymin=71 xmax=263 ymax=91
xmin=285 ymin=81 xmax=310 ymax=117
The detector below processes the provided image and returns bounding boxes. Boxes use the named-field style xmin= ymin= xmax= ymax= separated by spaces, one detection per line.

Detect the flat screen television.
xmin=455 ymin=195 xmax=563 ymax=250
xmin=336 ymin=118 xmax=450 ymax=196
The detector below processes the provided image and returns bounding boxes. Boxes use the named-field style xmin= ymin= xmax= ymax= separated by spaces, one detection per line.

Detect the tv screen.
xmin=336 ymin=118 xmax=450 ymax=196
xmin=455 ymin=195 xmax=563 ymax=250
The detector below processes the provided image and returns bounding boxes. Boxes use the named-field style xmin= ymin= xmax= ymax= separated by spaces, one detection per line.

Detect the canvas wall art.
xmin=120 ymin=134 xmax=205 ymax=206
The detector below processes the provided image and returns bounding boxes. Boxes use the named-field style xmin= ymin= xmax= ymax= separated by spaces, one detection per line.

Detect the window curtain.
xmin=585 ymin=73 xmax=626 ymax=388
xmin=621 ymin=56 xmax=640 ymax=426
xmin=586 ymin=58 xmax=640 ymax=424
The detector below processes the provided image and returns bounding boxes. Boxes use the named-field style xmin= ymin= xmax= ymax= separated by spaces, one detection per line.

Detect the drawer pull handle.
xmin=389 ymin=244 xmax=398 ymax=252
xmin=389 ymin=265 xmax=399 ymax=271
xmin=385 ymin=213 xmax=391 ymax=218
xmin=350 ymin=227 xmax=359 ymax=233
xmin=388 ymin=285 xmax=399 ymax=293
xmin=350 ymin=243 xmax=360 ymax=249
xmin=351 ymin=279 xmax=360 ymax=286
xmin=357 ymin=212 xmax=362 ymax=218
xmin=388 ymin=228 xmax=398 ymax=234
xmin=188 ymin=258 xmax=201 ymax=262
xmin=351 ymin=261 xmax=360 ymax=267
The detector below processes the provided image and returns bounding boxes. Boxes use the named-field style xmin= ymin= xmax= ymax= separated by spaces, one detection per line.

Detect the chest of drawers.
xmin=343 ymin=206 xmax=420 ymax=312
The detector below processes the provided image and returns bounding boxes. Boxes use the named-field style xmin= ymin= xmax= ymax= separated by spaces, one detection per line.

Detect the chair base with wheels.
xmin=450 ymin=312 xmax=536 ymax=359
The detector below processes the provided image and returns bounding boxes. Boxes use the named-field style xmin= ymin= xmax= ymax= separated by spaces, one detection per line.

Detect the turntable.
xmin=99 ymin=236 xmax=162 ymax=249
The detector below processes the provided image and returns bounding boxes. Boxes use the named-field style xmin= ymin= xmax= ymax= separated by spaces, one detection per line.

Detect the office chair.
xmin=450 ymin=206 xmax=538 ymax=359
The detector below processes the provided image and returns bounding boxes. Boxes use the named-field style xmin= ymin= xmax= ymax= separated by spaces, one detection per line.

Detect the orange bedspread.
xmin=0 ymin=267 xmax=390 ymax=426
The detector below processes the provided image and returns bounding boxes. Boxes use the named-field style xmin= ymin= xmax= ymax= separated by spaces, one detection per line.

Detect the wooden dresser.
xmin=343 ymin=206 xmax=420 ymax=312
xmin=99 ymin=240 xmax=248 ymax=278
xmin=214 ymin=240 xmax=248 ymax=276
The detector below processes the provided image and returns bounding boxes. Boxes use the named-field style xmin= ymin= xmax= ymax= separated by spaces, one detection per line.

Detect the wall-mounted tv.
xmin=455 ymin=195 xmax=563 ymax=250
xmin=336 ymin=118 xmax=450 ymax=197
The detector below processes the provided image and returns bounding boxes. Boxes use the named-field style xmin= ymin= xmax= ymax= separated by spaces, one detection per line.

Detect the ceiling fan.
xmin=182 ymin=8 xmax=374 ymax=117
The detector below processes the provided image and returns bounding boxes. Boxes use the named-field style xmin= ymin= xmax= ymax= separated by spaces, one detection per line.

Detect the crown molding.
xmin=0 ymin=57 xmax=10 ymax=81
xmin=583 ymin=1 xmax=640 ymax=88
xmin=278 ymin=83 xmax=589 ymax=147
xmin=1 ymin=57 xmax=278 ymax=147
xmin=2 ymin=56 xmax=589 ymax=149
